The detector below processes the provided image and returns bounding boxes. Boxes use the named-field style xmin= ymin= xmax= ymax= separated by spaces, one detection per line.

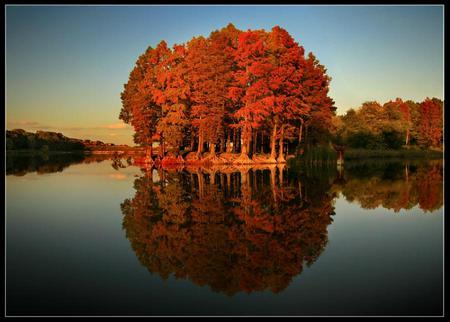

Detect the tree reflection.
xmin=337 ymin=160 xmax=443 ymax=213
xmin=6 ymin=153 xmax=86 ymax=176
xmin=121 ymin=165 xmax=336 ymax=296
xmin=6 ymin=153 xmax=126 ymax=176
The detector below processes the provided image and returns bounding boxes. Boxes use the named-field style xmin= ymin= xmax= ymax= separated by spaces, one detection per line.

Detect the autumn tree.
xmin=405 ymin=100 xmax=422 ymax=146
xmin=120 ymin=46 xmax=161 ymax=159
xmin=186 ymin=25 xmax=237 ymax=158
xmin=120 ymin=24 xmax=337 ymax=164
xmin=152 ymin=42 xmax=191 ymax=155
xmin=418 ymin=98 xmax=443 ymax=148
xmin=301 ymin=53 xmax=335 ymax=147
xmin=265 ymin=26 xmax=309 ymax=162
xmin=229 ymin=29 xmax=273 ymax=162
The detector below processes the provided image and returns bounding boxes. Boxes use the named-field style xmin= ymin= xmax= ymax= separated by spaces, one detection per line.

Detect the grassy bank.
xmin=288 ymin=146 xmax=338 ymax=168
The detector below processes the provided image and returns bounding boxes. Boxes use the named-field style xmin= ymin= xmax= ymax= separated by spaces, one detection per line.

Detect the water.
xmin=5 ymin=154 xmax=443 ymax=316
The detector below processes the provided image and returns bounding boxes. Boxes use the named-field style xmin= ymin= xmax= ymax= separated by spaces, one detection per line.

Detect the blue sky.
xmin=6 ymin=5 xmax=444 ymax=145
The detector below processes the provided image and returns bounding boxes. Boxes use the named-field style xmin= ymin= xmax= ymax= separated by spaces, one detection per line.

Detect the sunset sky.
xmin=6 ymin=5 xmax=443 ymax=146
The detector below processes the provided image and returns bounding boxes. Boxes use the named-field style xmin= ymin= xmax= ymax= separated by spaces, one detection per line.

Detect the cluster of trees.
xmin=6 ymin=129 xmax=86 ymax=152
xmin=120 ymin=23 xmax=335 ymax=164
xmin=333 ymin=98 xmax=444 ymax=150
xmin=120 ymin=165 xmax=335 ymax=295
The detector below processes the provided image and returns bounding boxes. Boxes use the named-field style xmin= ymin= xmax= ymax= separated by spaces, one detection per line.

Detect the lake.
xmin=5 ymin=154 xmax=443 ymax=316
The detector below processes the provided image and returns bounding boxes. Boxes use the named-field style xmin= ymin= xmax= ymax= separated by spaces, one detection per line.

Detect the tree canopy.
xmin=120 ymin=24 xmax=335 ymax=165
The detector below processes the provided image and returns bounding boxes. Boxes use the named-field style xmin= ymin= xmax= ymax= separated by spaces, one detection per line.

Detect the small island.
xmin=119 ymin=24 xmax=443 ymax=167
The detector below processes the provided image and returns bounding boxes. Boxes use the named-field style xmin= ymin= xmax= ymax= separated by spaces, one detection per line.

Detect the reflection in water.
xmin=6 ymin=153 xmax=118 ymax=176
xmin=335 ymin=160 xmax=443 ymax=213
xmin=6 ymin=152 xmax=85 ymax=176
xmin=120 ymin=160 xmax=443 ymax=295
xmin=120 ymin=165 xmax=336 ymax=296
xmin=6 ymin=153 xmax=443 ymax=296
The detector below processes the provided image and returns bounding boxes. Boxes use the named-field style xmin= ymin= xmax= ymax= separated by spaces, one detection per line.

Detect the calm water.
xmin=6 ymin=154 xmax=443 ymax=316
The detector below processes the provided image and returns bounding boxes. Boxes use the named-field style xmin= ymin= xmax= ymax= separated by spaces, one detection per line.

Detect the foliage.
xmin=338 ymin=97 xmax=444 ymax=151
xmin=120 ymin=24 xmax=335 ymax=160
xmin=6 ymin=129 xmax=86 ymax=151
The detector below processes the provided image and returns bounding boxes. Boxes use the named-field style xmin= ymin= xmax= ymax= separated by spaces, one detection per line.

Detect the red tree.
xmin=418 ymin=98 xmax=443 ymax=148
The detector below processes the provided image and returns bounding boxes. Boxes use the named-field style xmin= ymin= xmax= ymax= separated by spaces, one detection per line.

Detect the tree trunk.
xmin=299 ymin=119 xmax=304 ymax=143
xmin=241 ymin=135 xmax=248 ymax=155
xmin=234 ymin=128 xmax=238 ymax=153
xmin=227 ymin=129 xmax=233 ymax=153
xmin=405 ymin=128 xmax=410 ymax=146
xmin=210 ymin=142 xmax=216 ymax=157
xmin=261 ymin=133 xmax=265 ymax=154
xmin=241 ymin=126 xmax=251 ymax=156
xmin=160 ymin=135 xmax=165 ymax=158
xmin=197 ymin=128 xmax=203 ymax=156
xmin=277 ymin=125 xmax=285 ymax=162
xmin=237 ymin=128 xmax=241 ymax=153
xmin=270 ymin=123 xmax=278 ymax=159
xmin=190 ymin=135 xmax=195 ymax=151
xmin=305 ymin=124 xmax=308 ymax=145
xmin=147 ymin=137 xmax=153 ymax=160
xmin=220 ymin=138 xmax=224 ymax=153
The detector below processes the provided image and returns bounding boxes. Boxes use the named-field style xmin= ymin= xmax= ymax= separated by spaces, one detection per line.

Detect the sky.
xmin=6 ymin=5 xmax=444 ymax=146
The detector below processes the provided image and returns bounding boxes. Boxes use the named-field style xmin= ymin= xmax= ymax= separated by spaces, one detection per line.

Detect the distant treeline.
xmin=6 ymin=129 xmax=86 ymax=151
xmin=332 ymin=98 xmax=443 ymax=150
xmin=6 ymin=129 xmax=123 ymax=152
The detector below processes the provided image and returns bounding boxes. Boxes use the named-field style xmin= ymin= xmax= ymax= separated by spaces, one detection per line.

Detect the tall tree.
xmin=383 ymin=98 xmax=410 ymax=146
xmin=301 ymin=53 xmax=335 ymax=147
xmin=265 ymin=26 xmax=309 ymax=161
xmin=229 ymin=29 xmax=273 ymax=160
xmin=418 ymin=98 xmax=443 ymax=148
xmin=153 ymin=42 xmax=191 ymax=155
xmin=186 ymin=26 xmax=236 ymax=157
xmin=120 ymin=46 xmax=161 ymax=159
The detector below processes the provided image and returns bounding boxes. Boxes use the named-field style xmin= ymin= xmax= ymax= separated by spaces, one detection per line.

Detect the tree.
xmin=265 ymin=26 xmax=309 ymax=162
xmin=405 ymin=100 xmax=421 ymax=146
xmin=418 ymin=98 xmax=443 ymax=148
xmin=186 ymin=25 xmax=236 ymax=157
xmin=119 ymin=25 xmax=340 ymax=163
xmin=301 ymin=53 xmax=335 ymax=147
xmin=120 ymin=46 xmax=161 ymax=158
xmin=229 ymin=29 xmax=273 ymax=160
xmin=153 ymin=42 xmax=191 ymax=155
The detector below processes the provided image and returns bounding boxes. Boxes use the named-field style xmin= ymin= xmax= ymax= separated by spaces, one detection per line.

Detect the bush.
xmin=347 ymin=132 xmax=382 ymax=149
xmin=381 ymin=130 xmax=403 ymax=150
xmin=292 ymin=145 xmax=337 ymax=164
